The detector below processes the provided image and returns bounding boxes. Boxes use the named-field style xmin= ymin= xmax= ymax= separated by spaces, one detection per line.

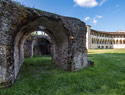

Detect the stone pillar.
xmin=86 ymin=25 xmax=92 ymax=49
xmin=0 ymin=46 xmax=7 ymax=88
xmin=0 ymin=45 xmax=13 ymax=88
xmin=24 ymin=39 xmax=34 ymax=58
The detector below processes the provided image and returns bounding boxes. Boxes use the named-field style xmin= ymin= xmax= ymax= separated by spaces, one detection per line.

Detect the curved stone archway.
xmin=24 ymin=34 xmax=52 ymax=57
xmin=0 ymin=0 xmax=88 ymax=88
xmin=33 ymin=35 xmax=52 ymax=56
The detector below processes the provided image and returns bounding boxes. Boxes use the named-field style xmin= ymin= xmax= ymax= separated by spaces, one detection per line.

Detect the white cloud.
xmin=74 ymin=0 xmax=98 ymax=8
xmin=92 ymin=15 xmax=103 ymax=24
xmin=83 ymin=15 xmax=102 ymax=24
xmin=93 ymin=18 xmax=97 ymax=24
xmin=96 ymin=15 xmax=102 ymax=18
xmin=99 ymin=0 xmax=106 ymax=6
xmin=84 ymin=17 xmax=90 ymax=21
xmin=73 ymin=0 xmax=106 ymax=8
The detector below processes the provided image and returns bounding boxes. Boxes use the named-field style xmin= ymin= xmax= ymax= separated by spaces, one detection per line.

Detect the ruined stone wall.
xmin=0 ymin=46 xmax=7 ymax=87
xmin=0 ymin=0 xmax=19 ymax=87
xmin=0 ymin=0 xmax=88 ymax=88
xmin=33 ymin=38 xmax=51 ymax=56
xmin=24 ymin=35 xmax=52 ymax=57
xmin=24 ymin=36 xmax=34 ymax=57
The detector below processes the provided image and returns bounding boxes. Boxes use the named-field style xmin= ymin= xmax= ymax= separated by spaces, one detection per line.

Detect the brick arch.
xmin=33 ymin=36 xmax=52 ymax=56
xmin=13 ymin=17 xmax=70 ymax=78
xmin=24 ymin=34 xmax=53 ymax=57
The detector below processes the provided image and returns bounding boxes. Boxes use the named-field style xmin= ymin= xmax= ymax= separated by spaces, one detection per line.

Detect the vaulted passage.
xmin=0 ymin=0 xmax=88 ymax=88
xmin=24 ymin=33 xmax=52 ymax=57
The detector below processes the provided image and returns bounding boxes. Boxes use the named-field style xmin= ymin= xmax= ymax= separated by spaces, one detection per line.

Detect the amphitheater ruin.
xmin=0 ymin=0 xmax=88 ymax=88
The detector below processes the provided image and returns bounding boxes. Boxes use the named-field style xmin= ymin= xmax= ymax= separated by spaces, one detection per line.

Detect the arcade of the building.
xmin=86 ymin=25 xmax=125 ymax=49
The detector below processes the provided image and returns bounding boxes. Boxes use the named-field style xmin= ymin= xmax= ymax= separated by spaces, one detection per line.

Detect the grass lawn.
xmin=0 ymin=49 xmax=125 ymax=95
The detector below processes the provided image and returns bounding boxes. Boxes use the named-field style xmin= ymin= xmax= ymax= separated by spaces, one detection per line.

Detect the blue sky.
xmin=13 ymin=0 xmax=125 ymax=32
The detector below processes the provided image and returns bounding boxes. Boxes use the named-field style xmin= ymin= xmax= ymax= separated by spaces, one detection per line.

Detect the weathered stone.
xmin=0 ymin=0 xmax=88 ymax=88
xmin=24 ymin=35 xmax=52 ymax=57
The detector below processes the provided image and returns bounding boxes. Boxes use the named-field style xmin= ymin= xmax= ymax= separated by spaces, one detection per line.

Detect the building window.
xmin=102 ymin=46 xmax=104 ymax=49
xmin=92 ymin=39 xmax=94 ymax=44
xmin=116 ymin=40 xmax=118 ymax=44
xmin=120 ymin=40 xmax=122 ymax=44
xmin=106 ymin=46 xmax=108 ymax=49
xmin=123 ymin=40 xmax=125 ymax=44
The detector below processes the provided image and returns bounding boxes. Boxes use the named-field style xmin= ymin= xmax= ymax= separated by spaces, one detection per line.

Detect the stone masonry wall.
xmin=0 ymin=0 xmax=88 ymax=88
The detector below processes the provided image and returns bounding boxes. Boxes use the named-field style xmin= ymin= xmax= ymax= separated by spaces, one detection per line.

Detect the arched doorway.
xmin=24 ymin=32 xmax=52 ymax=57
xmin=34 ymin=37 xmax=51 ymax=56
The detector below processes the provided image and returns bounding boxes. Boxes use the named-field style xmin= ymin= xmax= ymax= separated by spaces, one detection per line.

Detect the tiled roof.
xmin=91 ymin=29 xmax=125 ymax=35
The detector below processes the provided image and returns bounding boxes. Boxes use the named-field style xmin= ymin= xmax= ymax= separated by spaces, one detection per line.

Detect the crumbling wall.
xmin=24 ymin=36 xmax=34 ymax=57
xmin=0 ymin=0 xmax=88 ymax=88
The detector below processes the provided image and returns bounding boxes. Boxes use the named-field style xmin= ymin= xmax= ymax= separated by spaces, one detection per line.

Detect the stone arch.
xmin=100 ymin=39 xmax=102 ymax=44
xmin=98 ymin=46 xmax=100 ymax=49
xmin=24 ymin=34 xmax=52 ymax=57
xmin=107 ymin=40 xmax=110 ymax=44
xmin=92 ymin=38 xmax=94 ymax=44
xmin=116 ymin=40 xmax=119 ymax=44
xmin=93 ymin=38 xmax=96 ymax=44
xmin=98 ymin=39 xmax=100 ymax=44
xmin=113 ymin=40 xmax=115 ymax=44
xmin=106 ymin=46 xmax=108 ymax=49
xmin=0 ymin=0 xmax=88 ymax=88
xmin=13 ymin=17 xmax=69 ymax=78
xmin=118 ymin=40 xmax=120 ymax=44
xmin=120 ymin=40 xmax=122 ymax=44
xmin=101 ymin=46 xmax=104 ymax=49
xmin=95 ymin=39 xmax=98 ymax=44
xmin=109 ymin=40 xmax=112 ymax=44
xmin=104 ymin=40 xmax=107 ymax=44
xmin=33 ymin=35 xmax=52 ymax=56
xmin=35 ymin=37 xmax=51 ymax=55
xmin=102 ymin=39 xmax=104 ymax=44
xmin=123 ymin=40 xmax=125 ymax=44
xmin=97 ymin=39 xmax=99 ymax=44
xmin=24 ymin=35 xmax=35 ymax=57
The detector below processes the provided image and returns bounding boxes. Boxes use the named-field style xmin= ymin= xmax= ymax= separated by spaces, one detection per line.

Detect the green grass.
xmin=0 ymin=49 xmax=125 ymax=95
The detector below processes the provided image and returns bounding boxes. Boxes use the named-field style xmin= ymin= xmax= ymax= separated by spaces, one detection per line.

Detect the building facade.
xmin=86 ymin=25 xmax=125 ymax=49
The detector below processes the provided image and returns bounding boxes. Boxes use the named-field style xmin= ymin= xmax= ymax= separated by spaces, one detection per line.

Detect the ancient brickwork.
xmin=0 ymin=0 xmax=88 ymax=88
